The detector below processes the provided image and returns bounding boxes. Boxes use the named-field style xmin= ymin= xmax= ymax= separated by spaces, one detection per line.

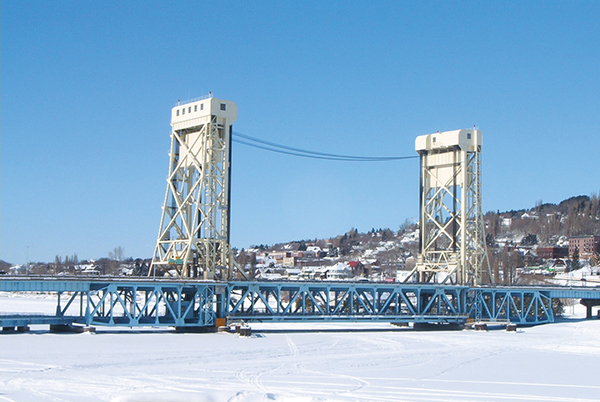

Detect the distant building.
xmin=285 ymin=268 xmax=301 ymax=279
xmin=348 ymin=260 xmax=365 ymax=276
xmin=270 ymin=251 xmax=292 ymax=265
xmin=306 ymin=246 xmax=322 ymax=254
xmin=547 ymin=258 xmax=568 ymax=273
xmin=327 ymin=262 xmax=352 ymax=280
xmin=568 ymin=235 xmax=600 ymax=259
xmin=283 ymin=256 xmax=299 ymax=267
xmin=536 ymin=246 xmax=569 ymax=259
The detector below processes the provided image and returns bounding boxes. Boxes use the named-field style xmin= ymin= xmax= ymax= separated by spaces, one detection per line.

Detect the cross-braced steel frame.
xmin=151 ymin=101 xmax=236 ymax=280
xmin=2 ymin=279 xmax=600 ymax=328
xmin=0 ymin=279 xmax=219 ymax=328
xmin=71 ymin=282 xmax=218 ymax=327
xmin=226 ymin=282 xmax=469 ymax=323
xmin=467 ymin=287 xmax=555 ymax=324
xmin=411 ymin=131 xmax=491 ymax=285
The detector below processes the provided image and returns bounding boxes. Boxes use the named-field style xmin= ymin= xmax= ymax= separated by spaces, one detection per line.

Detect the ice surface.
xmin=1 ymin=294 xmax=600 ymax=401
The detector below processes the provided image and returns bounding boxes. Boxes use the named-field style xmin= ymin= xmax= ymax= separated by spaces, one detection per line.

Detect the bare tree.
xmin=54 ymin=255 xmax=62 ymax=271
xmin=109 ymin=246 xmax=125 ymax=262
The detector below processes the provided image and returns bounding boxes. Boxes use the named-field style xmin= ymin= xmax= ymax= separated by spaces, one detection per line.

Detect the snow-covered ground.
xmin=553 ymin=266 xmax=600 ymax=287
xmin=1 ymin=294 xmax=600 ymax=402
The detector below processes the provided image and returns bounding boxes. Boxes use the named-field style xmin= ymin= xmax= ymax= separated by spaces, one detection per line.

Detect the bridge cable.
xmin=232 ymin=132 xmax=418 ymax=162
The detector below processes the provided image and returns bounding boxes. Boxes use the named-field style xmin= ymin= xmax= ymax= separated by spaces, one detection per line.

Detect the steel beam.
xmin=2 ymin=278 xmax=600 ymax=328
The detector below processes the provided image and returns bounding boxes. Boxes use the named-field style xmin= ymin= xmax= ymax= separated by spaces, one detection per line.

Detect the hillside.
xmin=238 ymin=194 xmax=600 ymax=282
xmin=0 ymin=260 xmax=12 ymax=272
xmin=486 ymin=194 xmax=600 ymax=245
xmin=4 ymin=194 xmax=599 ymax=282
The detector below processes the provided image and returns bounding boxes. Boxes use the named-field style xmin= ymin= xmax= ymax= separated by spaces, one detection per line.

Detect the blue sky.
xmin=1 ymin=1 xmax=599 ymax=264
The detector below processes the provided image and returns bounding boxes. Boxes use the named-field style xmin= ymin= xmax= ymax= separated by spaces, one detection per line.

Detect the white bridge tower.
xmin=151 ymin=95 xmax=241 ymax=279
xmin=408 ymin=129 xmax=492 ymax=285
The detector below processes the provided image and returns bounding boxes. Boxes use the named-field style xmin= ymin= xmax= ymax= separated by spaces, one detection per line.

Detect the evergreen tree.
xmin=571 ymin=247 xmax=581 ymax=272
xmin=521 ymin=234 xmax=538 ymax=246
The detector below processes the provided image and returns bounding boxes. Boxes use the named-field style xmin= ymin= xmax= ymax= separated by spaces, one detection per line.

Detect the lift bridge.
xmin=2 ymin=278 xmax=600 ymax=330
xmin=2 ymin=95 xmax=599 ymax=332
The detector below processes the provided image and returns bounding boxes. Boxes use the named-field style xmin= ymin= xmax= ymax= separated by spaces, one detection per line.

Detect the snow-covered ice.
xmin=1 ymin=293 xmax=600 ymax=401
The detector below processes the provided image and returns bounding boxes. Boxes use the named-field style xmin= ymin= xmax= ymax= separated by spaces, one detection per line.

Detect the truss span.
xmin=2 ymin=278 xmax=600 ymax=329
xmin=227 ymin=281 xmax=468 ymax=323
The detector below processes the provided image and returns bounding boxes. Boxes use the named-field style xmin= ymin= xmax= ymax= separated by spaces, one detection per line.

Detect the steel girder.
xmin=467 ymin=287 xmax=554 ymax=325
xmin=0 ymin=280 xmax=219 ymax=328
xmin=226 ymin=282 xmax=469 ymax=323
xmin=3 ymin=279 xmax=600 ymax=328
xmin=72 ymin=283 xmax=217 ymax=327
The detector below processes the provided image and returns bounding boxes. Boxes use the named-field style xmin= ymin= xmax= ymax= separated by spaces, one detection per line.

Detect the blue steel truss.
xmin=2 ymin=278 xmax=600 ymax=328
xmin=226 ymin=282 xmax=469 ymax=323
xmin=77 ymin=282 xmax=218 ymax=327
xmin=0 ymin=279 xmax=219 ymax=328
xmin=467 ymin=288 xmax=554 ymax=324
xmin=467 ymin=286 xmax=600 ymax=325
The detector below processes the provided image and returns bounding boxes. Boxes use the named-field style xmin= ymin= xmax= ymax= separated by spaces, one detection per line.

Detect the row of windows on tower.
xmin=432 ymin=132 xmax=472 ymax=144
xmin=176 ymin=103 xmax=227 ymax=116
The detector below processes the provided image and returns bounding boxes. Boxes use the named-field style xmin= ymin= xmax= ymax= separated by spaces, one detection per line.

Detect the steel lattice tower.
xmin=150 ymin=95 xmax=240 ymax=279
xmin=407 ymin=129 xmax=492 ymax=285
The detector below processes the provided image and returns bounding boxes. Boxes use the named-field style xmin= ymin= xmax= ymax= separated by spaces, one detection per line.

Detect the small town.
xmin=4 ymin=194 xmax=599 ymax=286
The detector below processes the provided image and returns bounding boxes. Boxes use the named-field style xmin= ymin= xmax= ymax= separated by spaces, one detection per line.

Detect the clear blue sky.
xmin=1 ymin=1 xmax=599 ymax=264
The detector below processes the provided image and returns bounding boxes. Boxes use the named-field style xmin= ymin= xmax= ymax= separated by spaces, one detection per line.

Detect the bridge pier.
xmin=2 ymin=325 xmax=31 ymax=333
xmin=50 ymin=324 xmax=96 ymax=333
xmin=174 ymin=326 xmax=217 ymax=333
xmin=580 ymin=299 xmax=600 ymax=319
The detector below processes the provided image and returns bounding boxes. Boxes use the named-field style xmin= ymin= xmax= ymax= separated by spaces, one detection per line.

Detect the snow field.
xmin=1 ymin=294 xmax=600 ymax=401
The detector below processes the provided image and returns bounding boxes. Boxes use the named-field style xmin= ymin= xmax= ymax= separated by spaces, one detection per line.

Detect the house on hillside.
xmin=306 ymin=246 xmax=322 ymax=254
xmin=348 ymin=260 xmax=365 ymax=277
xmin=283 ymin=256 xmax=299 ymax=267
xmin=327 ymin=262 xmax=352 ymax=280
xmin=547 ymin=259 xmax=568 ymax=274
xmin=536 ymin=246 xmax=569 ymax=259
xmin=285 ymin=267 xmax=301 ymax=279
xmin=568 ymin=235 xmax=600 ymax=260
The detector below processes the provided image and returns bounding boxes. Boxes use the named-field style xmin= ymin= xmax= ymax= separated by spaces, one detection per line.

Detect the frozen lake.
xmin=1 ymin=293 xmax=600 ymax=401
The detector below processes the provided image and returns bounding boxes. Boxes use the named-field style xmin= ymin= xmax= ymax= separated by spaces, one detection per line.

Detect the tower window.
xmin=200 ymin=104 xmax=204 ymax=110
xmin=176 ymin=110 xmax=180 ymax=116
xmin=467 ymin=133 xmax=472 ymax=139
xmin=194 ymin=105 xmax=197 ymax=112
xmin=188 ymin=107 xmax=191 ymax=113
xmin=182 ymin=108 xmax=185 ymax=115
xmin=220 ymin=103 xmax=226 ymax=111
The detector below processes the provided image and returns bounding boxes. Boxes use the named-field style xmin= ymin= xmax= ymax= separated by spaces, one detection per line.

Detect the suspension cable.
xmin=232 ymin=132 xmax=418 ymax=162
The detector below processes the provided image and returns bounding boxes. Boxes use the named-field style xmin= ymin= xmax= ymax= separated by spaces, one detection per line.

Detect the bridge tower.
xmin=150 ymin=95 xmax=240 ymax=279
xmin=409 ymin=129 xmax=492 ymax=285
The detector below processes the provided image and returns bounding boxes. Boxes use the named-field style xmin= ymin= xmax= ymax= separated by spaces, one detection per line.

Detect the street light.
xmin=26 ymin=244 xmax=33 ymax=275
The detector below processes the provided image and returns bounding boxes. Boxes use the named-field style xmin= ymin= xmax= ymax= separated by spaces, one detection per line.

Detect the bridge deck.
xmin=1 ymin=277 xmax=599 ymax=328
xmin=0 ymin=315 xmax=77 ymax=327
